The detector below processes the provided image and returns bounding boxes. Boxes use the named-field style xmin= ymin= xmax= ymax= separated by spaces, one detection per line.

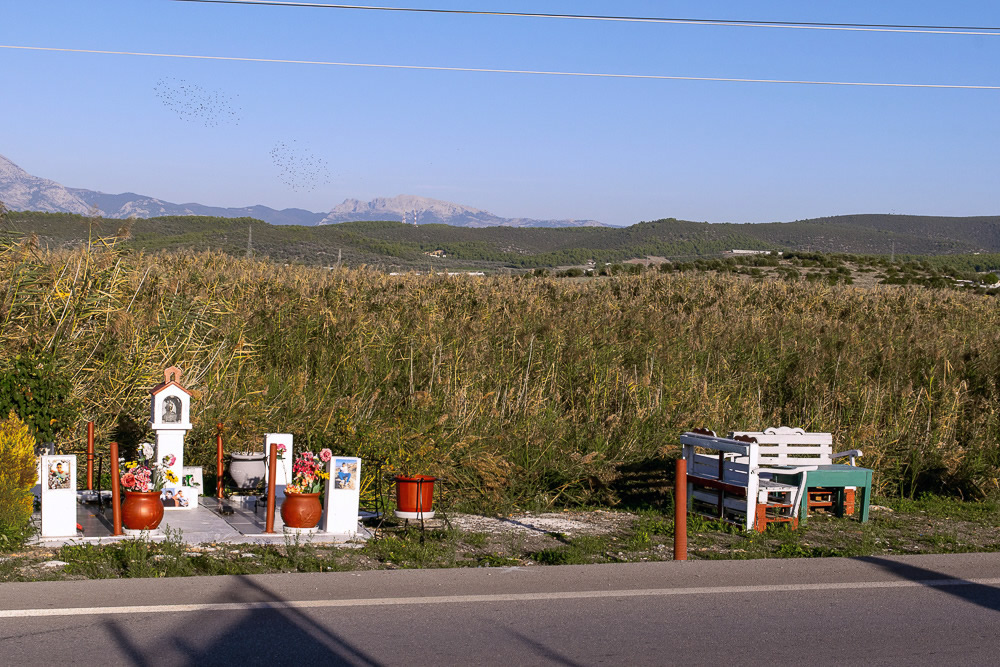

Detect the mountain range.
xmin=0 ymin=153 xmax=605 ymax=228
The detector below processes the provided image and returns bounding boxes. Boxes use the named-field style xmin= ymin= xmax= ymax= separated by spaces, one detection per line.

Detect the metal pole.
xmin=86 ymin=421 xmax=95 ymax=490
xmin=216 ymin=423 xmax=224 ymax=499
xmin=97 ymin=454 xmax=105 ymax=511
xmin=264 ymin=442 xmax=278 ymax=534
xmin=110 ymin=442 xmax=123 ymax=536
xmin=674 ymin=458 xmax=687 ymax=561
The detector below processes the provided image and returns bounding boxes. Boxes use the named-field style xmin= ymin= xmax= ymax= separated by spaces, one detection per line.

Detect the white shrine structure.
xmin=323 ymin=456 xmax=362 ymax=537
xmin=150 ymin=366 xmax=200 ymax=510
xmin=264 ymin=432 xmax=294 ymax=498
xmin=40 ymin=454 xmax=77 ymax=537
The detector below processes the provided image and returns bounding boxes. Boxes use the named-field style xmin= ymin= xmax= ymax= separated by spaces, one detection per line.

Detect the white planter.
xmin=229 ymin=453 xmax=267 ymax=489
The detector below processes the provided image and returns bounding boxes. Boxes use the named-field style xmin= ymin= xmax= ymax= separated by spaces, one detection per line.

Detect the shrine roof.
xmin=151 ymin=366 xmax=191 ymax=396
xmin=150 ymin=380 xmax=192 ymax=396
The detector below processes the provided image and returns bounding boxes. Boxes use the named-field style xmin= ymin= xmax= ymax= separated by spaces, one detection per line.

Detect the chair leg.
xmin=754 ymin=504 xmax=768 ymax=532
xmin=844 ymin=488 xmax=856 ymax=516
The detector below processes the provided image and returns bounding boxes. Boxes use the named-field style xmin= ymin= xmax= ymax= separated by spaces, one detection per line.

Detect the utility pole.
xmin=246 ymin=224 xmax=253 ymax=258
xmin=890 ymin=240 xmax=895 ymax=263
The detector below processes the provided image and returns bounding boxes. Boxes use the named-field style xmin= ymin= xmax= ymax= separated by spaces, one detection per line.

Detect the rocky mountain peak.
xmin=0 ymin=153 xmax=606 ymax=228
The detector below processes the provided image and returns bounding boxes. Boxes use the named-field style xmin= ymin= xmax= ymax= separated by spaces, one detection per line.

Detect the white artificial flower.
xmin=141 ymin=442 xmax=154 ymax=459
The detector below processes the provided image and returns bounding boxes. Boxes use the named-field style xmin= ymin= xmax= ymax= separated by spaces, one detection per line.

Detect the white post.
xmin=746 ymin=442 xmax=760 ymax=531
xmin=264 ymin=433 xmax=294 ymax=498
xmin=41 ymin=455 xmax=77 ymax=537
xmin=322 ymin=456 xmax=361 ymax=537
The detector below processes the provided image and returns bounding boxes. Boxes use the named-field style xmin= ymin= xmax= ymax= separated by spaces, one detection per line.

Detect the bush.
xmin=0 ymin=352 xmax=77 ymax=443
xmin=0 ymin=411 xmax=37 ymax=548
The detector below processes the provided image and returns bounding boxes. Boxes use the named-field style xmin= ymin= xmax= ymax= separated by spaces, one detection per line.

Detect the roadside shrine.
xmin=150 ymin=366 xmax=199 ymax=510
xmin=34 ymin=366 xmax=365 ymax=544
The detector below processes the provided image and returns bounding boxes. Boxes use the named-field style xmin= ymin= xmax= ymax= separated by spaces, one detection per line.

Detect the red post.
xmin=674 ymin=457 xmax=687 ymax=561
xmin=216 ymin=423 xmax=224 ymax=499
xmin=86 ymin=421 xmax=95 ymax=490
xmin=110 ymin=442 xmax=123 ymax=536
xmin=264 ymin=442 xmax=278 ymax=533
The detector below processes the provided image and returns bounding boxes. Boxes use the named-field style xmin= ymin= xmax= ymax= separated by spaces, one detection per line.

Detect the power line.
xmin=3 ymin=44 xmax=999 ymax=89
xmin=172 ymin=0 xmax=1000 ymax=37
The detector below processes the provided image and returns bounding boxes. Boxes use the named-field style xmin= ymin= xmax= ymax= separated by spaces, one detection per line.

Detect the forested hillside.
xmin=4 ymin=209 xmax=1000 ymax=270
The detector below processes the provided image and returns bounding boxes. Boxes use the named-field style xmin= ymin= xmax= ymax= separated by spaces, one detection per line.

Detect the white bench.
xmin=728 ymin=427 xmax=865 ymax=517
xmin=727 ymin=427 xmax=862 ymax=466
xmin=681 ymin=430 xmax=806 ymax=532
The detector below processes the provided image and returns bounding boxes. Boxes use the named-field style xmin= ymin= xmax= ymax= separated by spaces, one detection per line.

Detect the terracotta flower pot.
xmin=395 ymin=475 xmax=436 ymax=518
xmin=280 ymin=491 xmax=323 ymax=529
xmin=121 ymin=491 xmax=165 ymax=530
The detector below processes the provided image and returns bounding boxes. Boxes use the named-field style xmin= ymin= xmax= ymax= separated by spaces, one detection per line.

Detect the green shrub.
xmin=0 ymin=352 xmax=77 ymax=443
xmin=0 ymin=411 xmax=37 ymax=549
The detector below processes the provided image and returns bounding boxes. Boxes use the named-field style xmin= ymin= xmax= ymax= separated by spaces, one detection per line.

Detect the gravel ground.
xmin=447 ymin=510 xmax=636 ymax=536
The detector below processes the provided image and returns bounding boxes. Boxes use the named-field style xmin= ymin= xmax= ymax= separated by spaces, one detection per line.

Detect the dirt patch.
xmin=448 ymin=511 xmax=635 ymax=537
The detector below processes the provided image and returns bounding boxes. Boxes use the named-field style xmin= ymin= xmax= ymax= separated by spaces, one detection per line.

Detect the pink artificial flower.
xmin=122 ymin=473 xmax=136 ymax=488
xmin=320 ymin=449 xmax=333 ymax=463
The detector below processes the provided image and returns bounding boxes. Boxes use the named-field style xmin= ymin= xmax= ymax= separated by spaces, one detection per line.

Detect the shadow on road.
xmin=860 ymin=556 xmax=1000 ymax=613
xmin=102 ymin=576 xmax=380 ymax=666
xmin=505 ymin=627 xmax=584 ymax=667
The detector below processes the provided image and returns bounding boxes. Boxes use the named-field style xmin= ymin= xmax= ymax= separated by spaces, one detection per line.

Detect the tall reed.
xmin=3 ymin=240 xmax=999 ymax=507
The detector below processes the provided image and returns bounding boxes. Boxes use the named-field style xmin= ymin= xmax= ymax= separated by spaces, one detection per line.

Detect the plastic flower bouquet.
xmin=286 ymin=449 xmax=332 ymax=494
xmin=120 ymin=443 xmax=178 ymax=492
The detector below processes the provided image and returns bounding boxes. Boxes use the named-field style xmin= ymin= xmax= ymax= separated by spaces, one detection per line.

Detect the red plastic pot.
xmin=280 ymin=491 xmax=323 ymax=529
xmin=121 ymin=491 xmax=165 ymax=530
xmin=394 ymin=475 xmax=436 ymax=516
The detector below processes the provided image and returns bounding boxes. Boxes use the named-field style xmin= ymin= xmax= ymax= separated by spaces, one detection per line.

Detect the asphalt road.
xmin=2 ymin=553 xmax=1000 ymax=666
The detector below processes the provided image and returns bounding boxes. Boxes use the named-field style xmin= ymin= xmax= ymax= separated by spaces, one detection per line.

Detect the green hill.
xmin=4 ymin=210 xmax=1000 ymax=270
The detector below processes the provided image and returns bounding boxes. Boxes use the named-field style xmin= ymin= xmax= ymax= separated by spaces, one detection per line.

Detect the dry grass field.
xmin=3 ymin=237 xmax=1000 ymax=513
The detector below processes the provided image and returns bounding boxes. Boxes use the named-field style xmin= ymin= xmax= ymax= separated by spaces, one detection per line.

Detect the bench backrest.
xmin=728 ymin=427 xmax=833 ymax=465
xmin=680 ymin=431 xmax=760 ymax=486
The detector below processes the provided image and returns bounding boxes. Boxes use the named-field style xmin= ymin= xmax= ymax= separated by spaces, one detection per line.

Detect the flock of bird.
xmin=268 ymin=140 xmax=332 ymax=193
xmin=153 ymin=78 xmax=331 ymax=193
xmin=153 ymin=77 xmax=242 ymax=128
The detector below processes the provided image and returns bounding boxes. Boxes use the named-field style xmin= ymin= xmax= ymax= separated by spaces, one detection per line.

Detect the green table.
xmin=774 ymin=464 xmax=872 ymax=525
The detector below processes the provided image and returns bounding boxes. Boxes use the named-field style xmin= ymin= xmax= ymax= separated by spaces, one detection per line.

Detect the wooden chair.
xmin=681 ymin=429 xmax=806 ymax=532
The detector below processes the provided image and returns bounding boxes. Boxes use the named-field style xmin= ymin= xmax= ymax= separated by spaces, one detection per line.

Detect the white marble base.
xmin=123 ymin=528 xmax=163 ymax=538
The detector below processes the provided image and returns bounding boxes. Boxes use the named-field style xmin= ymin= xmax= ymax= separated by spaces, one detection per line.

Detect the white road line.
xmin=2 ymin=577 xmax=998 ymax=618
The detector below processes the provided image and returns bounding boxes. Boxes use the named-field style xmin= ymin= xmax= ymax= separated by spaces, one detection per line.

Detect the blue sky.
xmin=2 ymin=1 xmax=999 ymax=225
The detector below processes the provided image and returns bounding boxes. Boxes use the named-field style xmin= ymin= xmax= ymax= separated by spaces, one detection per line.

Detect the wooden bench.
xmin=728 ymin=427 xmax=870 ymax=522
xmin=681 ymin=429 xmax=805 ymax=532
